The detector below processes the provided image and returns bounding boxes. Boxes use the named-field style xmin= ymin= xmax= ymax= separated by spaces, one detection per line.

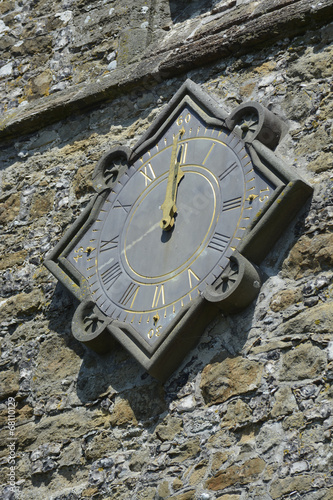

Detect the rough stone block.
xmin=200 ymin=357 xmax=264 ymax=405
xmin=206 ymin=457 xmax=266 ymax=490
xmin=279 ymin=342 xmax=327 ymax=381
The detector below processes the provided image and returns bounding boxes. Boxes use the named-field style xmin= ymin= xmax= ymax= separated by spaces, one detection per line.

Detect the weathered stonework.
xmin=0 ymin=1 xmax=332 ymax=499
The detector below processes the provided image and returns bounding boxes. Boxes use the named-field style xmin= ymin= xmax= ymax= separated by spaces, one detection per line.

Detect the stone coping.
xmin=0 ymin=0 xmax=332 ymax=142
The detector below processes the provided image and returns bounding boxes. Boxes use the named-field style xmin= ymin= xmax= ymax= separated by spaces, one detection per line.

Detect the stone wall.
xmin=0 ymin=1 xmax=333 ymax=499
xmin=0 ymin=0 xmax=220 ymax=117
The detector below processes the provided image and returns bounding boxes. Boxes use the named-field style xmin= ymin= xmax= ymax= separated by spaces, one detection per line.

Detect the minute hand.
xmin=160 ymin=127 xmax=185 ymax=231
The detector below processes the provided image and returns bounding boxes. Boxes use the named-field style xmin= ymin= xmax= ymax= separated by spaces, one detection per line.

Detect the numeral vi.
xmin=152 ymin=284 xmax=165 ymax=308
xmin=120 ymin=282 xmax=140 ymax=309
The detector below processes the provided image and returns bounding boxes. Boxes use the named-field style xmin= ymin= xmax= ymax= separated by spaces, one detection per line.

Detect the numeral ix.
xmin=100 ymin=235 xmax=119 ymax=252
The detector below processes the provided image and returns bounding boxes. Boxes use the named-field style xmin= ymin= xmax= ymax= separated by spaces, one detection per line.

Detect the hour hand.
xmin=160 ymin=128 xmax=185 ymax=231
xmin=160 ymin=164 xmax=184 ymax=231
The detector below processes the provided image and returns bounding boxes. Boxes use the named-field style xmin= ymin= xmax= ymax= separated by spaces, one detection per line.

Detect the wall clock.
xmin=45 ymin=80 xmax=312 ymax=381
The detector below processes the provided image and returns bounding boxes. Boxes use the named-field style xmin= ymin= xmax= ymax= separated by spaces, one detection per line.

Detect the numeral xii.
xmin=140 ymin=163 xmax=156 ymax=185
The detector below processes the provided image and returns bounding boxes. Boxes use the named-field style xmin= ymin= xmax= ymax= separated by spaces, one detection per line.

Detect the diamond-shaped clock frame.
xmin=44 ymin=80 xmax=312 ymax=381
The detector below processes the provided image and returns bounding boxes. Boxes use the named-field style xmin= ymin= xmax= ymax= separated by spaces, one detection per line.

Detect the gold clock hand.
xmin=160 ymin=127 xmax=185 ymax=231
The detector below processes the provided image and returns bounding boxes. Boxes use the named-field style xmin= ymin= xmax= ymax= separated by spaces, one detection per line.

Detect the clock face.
xmin=67 ymin=104 xmax=276 ymax=346
xmin=45 ymin=79 xmax=313 ymax=380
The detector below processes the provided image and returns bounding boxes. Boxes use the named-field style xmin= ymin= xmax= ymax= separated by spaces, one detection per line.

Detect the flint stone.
xmin=0 ymin=192 xmax=20 ymax=225
xmin=270 ymin=288 xmax=302 ymax=312
xmin=220 ymin=399 xmax=252 ymax=428
xmin=0 ymin=288 xmax=45 ymax=323
xmin=0 ymin=249 xmax=27 ymax=271
xmin=89 ymin=467 xmax=106 ymax=485
xmin=206 ymin=457 xmax=266 ymax=490
xmin=290 ymin=460 xmax=309 ymax=474
xmin=328 ymin=342 xmax=333 ymax=362
xmin=169 ymin=438 xmax=201 ymax=463
xmin=14 ymin=408 xmax=108 ymax=451
xmin=270 ymin=474 xmax=314 ymax=499
xmin=271 ymin=386 xmax=298 ymax=417
xmin=0 ymin=368 xmax=20 ymax=398
xmin=168 ymin=491 xmax=196 ymax=500
xmin=326 ymin=361 xmax=333 ymax=381
xmin=188 ymin=459 xmax=209 ymax=486
xmin=274 ymin=302 xmax=333 ymax=337
xmin=31 ymin=334 xmax=82 ymax=399
xmin=0 ymin=61 xmax=13 ymax=77
xmin=155 ymin=415 xmax=183 ymax=442
xmin=256 ymin=422 xmax=283 ymax=454
xmin=200 ymin=357 xmax=264 ymax=405
xmin=175 ymin=395 xmax=196 ymax=413
xmin=279 ymin=342 xmax=327 ymax=381
xmin=84 ymin=431 xmax=121 ymax=461
xmin=59 ymin=441 xmax=83 ymax=467
xmin=110 ymin=383 xmax=166 ymax=426
xmin=282 ymin=234 xmax=333 ymax=279
xmin=216 ymin=495 xmax=241 ymax=500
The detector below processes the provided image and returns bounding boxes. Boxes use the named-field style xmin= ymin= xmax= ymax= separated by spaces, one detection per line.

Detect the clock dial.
xmin=45 ymin=79 xmax=313 ymax=380
xmin=67 ymin=104 xmax=277 ymax=347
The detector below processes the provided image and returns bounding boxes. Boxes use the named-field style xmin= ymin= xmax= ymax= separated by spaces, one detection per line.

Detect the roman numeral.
xmin=101 ymin=262 xmax=122 ymax=289
xmin=152 ymin=284 xmax=165 ymax=308
xmin=218 ymin=162 xmax=238 ymax=181
xmin=119 ymin=282 xmax=140 ymax=309
xmin=140 ymin=163 xmax=156 ymax=186
xmin=208 ymin=233 xmax=230 ymax=252
xmin=188 ymin=268 xmax=200 ymax=289
xmin=99 ymin=235 xmax=119 ymax=252
xmin=202 ymin=143 xmax=216 ymax=165
xmin=114 ymin=200 xmax=131 ymax=213
xmin=181 ymin=142 xmax=188 ymax=164
xmin=222 ymin=197 xmax=242 ymax=211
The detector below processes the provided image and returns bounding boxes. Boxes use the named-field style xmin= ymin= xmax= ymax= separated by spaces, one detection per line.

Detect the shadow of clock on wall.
xmin=77 ymin=298 xmax=257 ymax=401
xmin=46 ymin=278 xmax=256 ymax=413
xmin=45 ymin=258 xmax=254 ymax=410
xmin=72 ymin=297 xmax=258 ymax=431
